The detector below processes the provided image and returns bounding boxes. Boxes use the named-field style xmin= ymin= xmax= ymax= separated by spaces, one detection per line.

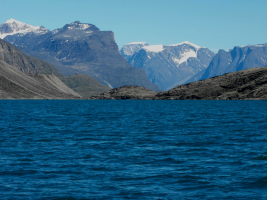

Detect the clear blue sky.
xmin=0 ymin=0 xmax=266 ymax=52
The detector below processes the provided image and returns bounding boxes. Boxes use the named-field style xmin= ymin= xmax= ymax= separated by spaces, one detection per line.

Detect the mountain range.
xmin=186 ymin=44 xmax=267 ymax=84
xmin=120 ymin=41 xmax=215 ymax=90
xmin=1 ymin=18 xmax=267 ymax=99
xmin=1 ymin=19 xmax=160 ymax=91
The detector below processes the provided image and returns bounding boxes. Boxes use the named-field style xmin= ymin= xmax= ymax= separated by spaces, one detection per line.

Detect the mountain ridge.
xmin=2 ymin=19 xmax=160 ymax=91
xmin=186 ymin=44 xmax=267 ymax=84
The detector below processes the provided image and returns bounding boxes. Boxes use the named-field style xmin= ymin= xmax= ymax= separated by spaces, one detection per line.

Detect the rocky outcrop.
xmin=90 ymin=67 xmax=267 ymax=100
xmin=90 ymin=85 xmax=156 ymax=100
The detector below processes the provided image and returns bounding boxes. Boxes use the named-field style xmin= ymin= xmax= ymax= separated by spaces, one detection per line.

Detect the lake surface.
xmin=1 ymin=100 xmax=267 ymax=199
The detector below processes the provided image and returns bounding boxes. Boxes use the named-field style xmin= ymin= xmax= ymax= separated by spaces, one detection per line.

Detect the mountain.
xmin=121 ymin=41 xmax=215 ymax=91
xmin=120 ymin=42 xmax=148 ymax=61
xmin=0 ymin=58 xmax=81 ymax=99
xmin=0 ymin=19 xmax=49 ymax=39
xmin=0 ymin=38 xmax=61 ymax=76
xmin=2 ymin=19 xmax=160 ymax=91
xmin=90 ymin=67 xmax=267 ymax=100
xmin=60 ymin=74 xmax=111 ymax=98
xmin=0 ymin=38 xmax=111 ymax=98
xmin=187 ymin=44 xmax=267 ymax=83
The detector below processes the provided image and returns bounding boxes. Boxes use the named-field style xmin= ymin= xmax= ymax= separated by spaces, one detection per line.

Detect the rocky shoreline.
xmin=90 ymin=67 xmax=267 ymax=100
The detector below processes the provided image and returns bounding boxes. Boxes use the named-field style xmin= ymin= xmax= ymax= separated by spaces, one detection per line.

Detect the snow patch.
xmin=127 ymin=42 xmax=148 ymax=45
xmin=103 ymin=80 xmax=113 ymax=89
xmin=172 ymin=49 xmax=197 ymax=65
xmin=142 ymin=45 xmax=164 ymax=53
xmin=170 ymin=41 xmax=201 ymax=50
xmin=0 ymin=18 xmax=48 ymax=39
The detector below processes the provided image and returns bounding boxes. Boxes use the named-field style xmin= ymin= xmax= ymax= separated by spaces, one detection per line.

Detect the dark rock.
xmin=90 ymin=85 xmax=156 ymax=100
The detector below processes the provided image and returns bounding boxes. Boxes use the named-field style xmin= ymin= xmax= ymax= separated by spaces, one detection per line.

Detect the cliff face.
xmin=187 ymin=44 xmax=267 ymax=84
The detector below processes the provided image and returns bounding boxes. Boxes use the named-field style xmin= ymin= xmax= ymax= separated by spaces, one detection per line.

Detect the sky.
xmin=0 ymin=0 xmax=267 ymax=52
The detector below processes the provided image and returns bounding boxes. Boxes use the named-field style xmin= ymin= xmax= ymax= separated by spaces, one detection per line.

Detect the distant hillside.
xmin=60 ymin=74 xmax=111 ymax=98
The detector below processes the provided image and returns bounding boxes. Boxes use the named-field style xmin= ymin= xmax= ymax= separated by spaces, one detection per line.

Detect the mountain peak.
xmin=64 ymin=21 xmax=97 ymax=31
xmin=120 ymin=42 xmax=149 ymax=57
xmin=170 ymin=41 xmax=201 ymax=50
xmin=5 ymin=18 xmax=23 ymax=24
xmin=0 ymin=18 xmax=49 ymax=39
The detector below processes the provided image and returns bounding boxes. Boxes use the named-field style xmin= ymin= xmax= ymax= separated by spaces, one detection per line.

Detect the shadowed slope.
xmin=0 ymin=39 xmax=62 ymax=76
xmin=60 ymin=74 xmax=111 ymax=98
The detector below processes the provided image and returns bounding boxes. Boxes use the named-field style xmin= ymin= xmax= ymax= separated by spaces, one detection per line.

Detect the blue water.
xmin=1 ymin=100 xmax=267 ymax=199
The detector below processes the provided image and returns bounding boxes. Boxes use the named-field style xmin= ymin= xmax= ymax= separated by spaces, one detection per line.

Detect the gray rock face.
xmin=2 ymin=20 xmax=160 ymax=91
xmin=188 ymin=44 xmax=267 ymax=83
xmin=90 ymin=67 xmax=267 ymax=100
xmin=121 ymin=41 xmax=215 ymax=91
xmin=90 ymin=85 xmax=156 ymax=100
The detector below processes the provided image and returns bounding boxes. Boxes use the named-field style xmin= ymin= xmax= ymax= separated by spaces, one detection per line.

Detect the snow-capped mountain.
xmin=120 ymin=42 xmax=148 ymax=61
xmin=186 ymin=44 xmax=267 ymax=84
xmin=0 ymin=19 xmax=48 ymax=39
xmin=2 ymin=19 xmax=160 ymax=91
xmin=121 ymin=41 xmax=215 ymax=90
